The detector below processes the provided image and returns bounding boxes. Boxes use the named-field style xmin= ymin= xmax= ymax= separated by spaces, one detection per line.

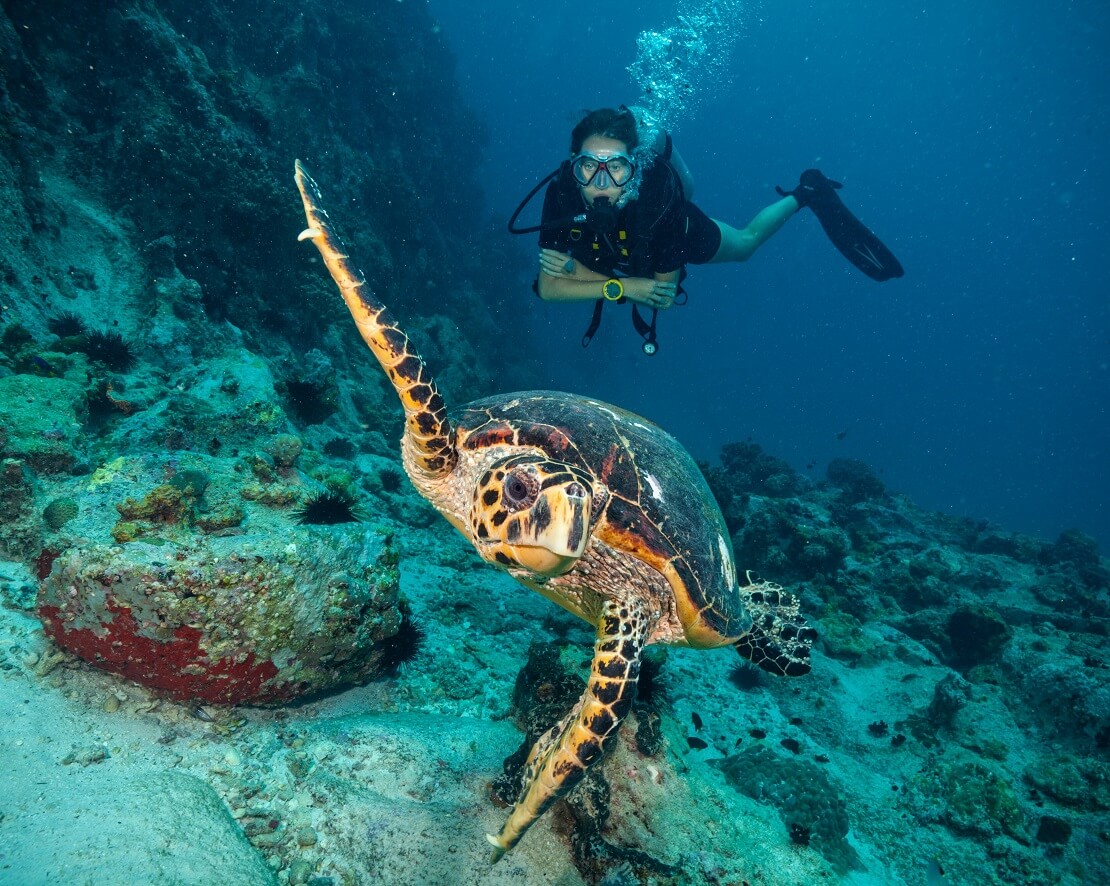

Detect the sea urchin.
xmin=47 ymin=312 xmax=88 ymax=338
xmin=81 ymin=329 xmax=137 ymax=372
xmin=378 ymin=604 xmax=427 ymax=675
xmin=292 ymin=488 xmax=364 ymax=525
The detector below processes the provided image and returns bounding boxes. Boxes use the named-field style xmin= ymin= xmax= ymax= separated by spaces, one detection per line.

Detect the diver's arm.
xmin=709 ymin=195 xmax=799 ymax=263
xmin=538 ymin=256 xmax=677 ymax=309
xmin=537 ymin=265 xmax=608 ymax=303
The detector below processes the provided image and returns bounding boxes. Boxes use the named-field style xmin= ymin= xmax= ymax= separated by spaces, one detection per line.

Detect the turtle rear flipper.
xmin=733 ymin=580 xmax=816 ymax=677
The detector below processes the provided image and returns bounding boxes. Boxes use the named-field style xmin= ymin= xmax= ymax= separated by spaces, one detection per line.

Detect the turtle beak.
xmin=505 ymin=481 xmax=591 ymax=573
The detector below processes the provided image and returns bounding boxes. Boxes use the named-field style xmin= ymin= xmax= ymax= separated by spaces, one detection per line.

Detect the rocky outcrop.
xmin=38 ymin=526 xmax=401 ymax=704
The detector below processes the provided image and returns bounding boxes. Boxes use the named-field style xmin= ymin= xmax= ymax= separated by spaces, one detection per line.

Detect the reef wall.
xmin=1 ymin=0 xmax=510 ymax=391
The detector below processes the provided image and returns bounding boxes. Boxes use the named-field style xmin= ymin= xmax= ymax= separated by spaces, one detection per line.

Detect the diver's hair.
xmin=570 ymin=108 xmax=639 ymax=154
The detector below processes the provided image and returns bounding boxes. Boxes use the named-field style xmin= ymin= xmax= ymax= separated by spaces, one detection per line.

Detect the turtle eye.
xmin=502 ymin=470 xmax=538 ymax=509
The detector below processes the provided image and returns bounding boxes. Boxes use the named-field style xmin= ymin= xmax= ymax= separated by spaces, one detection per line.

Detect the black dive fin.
xmin=778 ymin=169 xmax=904 ymax=282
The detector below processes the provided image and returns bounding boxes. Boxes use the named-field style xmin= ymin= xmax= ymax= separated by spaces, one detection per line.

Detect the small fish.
xmin=32 ymin=355 xmax=57 ymax=376
xmin=835 ymin=428 xmax=849 ymax=441
xmin=685 ymin=736 xmax=708 ymax=750
xmin=691 ymin=711 xmax=703 ymax=732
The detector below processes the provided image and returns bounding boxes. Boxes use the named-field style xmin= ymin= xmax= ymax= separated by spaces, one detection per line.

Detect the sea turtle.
xmin=294 ymin=161 xmax=816 ymax=862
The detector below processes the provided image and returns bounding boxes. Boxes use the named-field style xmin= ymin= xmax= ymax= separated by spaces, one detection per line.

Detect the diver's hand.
xmin=539 ymin=248 xmax=577 ymax=277
xmin=623 ymin=277 xmax=677 ymax=310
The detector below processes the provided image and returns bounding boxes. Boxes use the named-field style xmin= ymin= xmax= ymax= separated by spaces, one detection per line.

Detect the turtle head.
xmin=471 ymin=456 xmax=595 ymax=577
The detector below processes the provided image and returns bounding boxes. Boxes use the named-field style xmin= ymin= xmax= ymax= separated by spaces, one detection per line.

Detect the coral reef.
xmin=908 ymin=755 xmax=1027 ymax=841
xmin=0 ymin=457 xmax=41 ymax=560
xmin=826 ymin=457 xmax=887 ymax=503
xmin=946 ymin=604 xmax=1013 ymax=668
xmin=699 ymin=436 xmax=1109 ymax=882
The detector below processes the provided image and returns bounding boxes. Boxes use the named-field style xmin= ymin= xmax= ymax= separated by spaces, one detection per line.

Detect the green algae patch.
xmin=0 ymin=374 xmax=87 ymax=474
xmin=1023 ymin=755 xmax=1110 ymax=811
xmin=911 ymin=757 xmax=1028 ymax=841
xmin=817 ymin=610 xmax=883 ymax=663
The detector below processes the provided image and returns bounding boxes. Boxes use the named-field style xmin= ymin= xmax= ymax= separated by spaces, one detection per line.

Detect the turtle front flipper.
xmin=294 ymin=161 xmax=456 ymax=479
xmin=733 ymin=577 xmax=817 ymax=677
xmin=487 ymin=599 xmax=650 ymax=863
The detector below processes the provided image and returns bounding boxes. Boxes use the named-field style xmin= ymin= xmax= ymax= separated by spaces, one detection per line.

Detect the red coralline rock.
xmin=38 ymin=598 xmax=282 ymax=704
xmin=37 ymin=527 xmax=401 ymax=705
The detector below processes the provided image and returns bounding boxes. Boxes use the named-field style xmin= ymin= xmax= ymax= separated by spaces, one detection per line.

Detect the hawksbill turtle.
xmin=293 ymin=161 xmax=816 ymax=862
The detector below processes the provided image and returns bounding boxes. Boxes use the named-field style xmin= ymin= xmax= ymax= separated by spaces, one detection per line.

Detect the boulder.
xmin=37 ymin=526 xmax=401 ymax=704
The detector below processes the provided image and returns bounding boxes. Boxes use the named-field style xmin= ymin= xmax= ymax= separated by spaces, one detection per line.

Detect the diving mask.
xmin=571 ymin=151 xmax=635 ymax=189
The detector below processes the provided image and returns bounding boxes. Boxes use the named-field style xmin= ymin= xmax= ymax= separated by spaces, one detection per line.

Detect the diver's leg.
xmin=708 ymin=195 xmax=799 ymax=263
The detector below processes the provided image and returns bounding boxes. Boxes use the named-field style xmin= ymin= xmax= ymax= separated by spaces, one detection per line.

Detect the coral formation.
xmin=713 ymin=440 xmax=806 ymax=499
xmin=946 ymin=604 xmax=1012 ymax=668
xmin=715 ymin=744 xmax=861 ymax=874
xmin=909 ymin=756 xmax=1027 ymax=841
xmin=41 ymin=496 xmax=79 ymax=530
xmin=1023 ymin=755 xmax=1110 ymax=811
xmin=1041 ymin=527 xmax=1110 ymax=591
xmin=1003 ymin=641 xmax=1110 ymax=752
xmin=0 ymin=374 xmax=86 ymax=474
xmin=826 ymin=457 xmax=887 ymax=503
xmin=817 ymin=610 xmax=881 ymax=662
xmin=265 ymin=433 xmax=303 ymax=470
xmin=0 ymin=457 xmax=41 ymax=559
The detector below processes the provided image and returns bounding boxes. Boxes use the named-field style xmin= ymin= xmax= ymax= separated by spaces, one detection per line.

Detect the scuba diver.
xmin=508 ymin=106 xmax=903 ymax=355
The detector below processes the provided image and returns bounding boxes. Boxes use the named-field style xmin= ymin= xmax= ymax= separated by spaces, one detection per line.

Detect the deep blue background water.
xmin=425 ymin=0 xmax=1109 ymax=548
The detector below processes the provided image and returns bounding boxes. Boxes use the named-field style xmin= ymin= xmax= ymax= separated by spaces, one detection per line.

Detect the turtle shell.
xmin=452 ymin=391 xmax=745 ymax=647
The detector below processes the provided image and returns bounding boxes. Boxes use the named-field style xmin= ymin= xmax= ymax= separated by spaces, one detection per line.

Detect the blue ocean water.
xmin=426 ymin=0 xmax=1110 ymax=549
